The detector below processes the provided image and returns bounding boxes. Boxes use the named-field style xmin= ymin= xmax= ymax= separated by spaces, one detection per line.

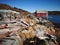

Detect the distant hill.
xmin=48 ymin=11 xmax=60 ymax=15
xmin=0 ymin=4 xmax=30 ymax=15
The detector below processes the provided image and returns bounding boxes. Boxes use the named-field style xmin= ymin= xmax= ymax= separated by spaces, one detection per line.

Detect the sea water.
xmin=48 ymin=15 xmax=60 ymax=24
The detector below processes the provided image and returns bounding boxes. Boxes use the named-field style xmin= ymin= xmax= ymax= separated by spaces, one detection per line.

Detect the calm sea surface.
xmin=48 ymin=15 xmax=60 ymax=24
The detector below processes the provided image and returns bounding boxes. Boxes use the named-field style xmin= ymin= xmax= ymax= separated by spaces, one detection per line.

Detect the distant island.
xmin=48 ymin=11 xmax=60 ymax=15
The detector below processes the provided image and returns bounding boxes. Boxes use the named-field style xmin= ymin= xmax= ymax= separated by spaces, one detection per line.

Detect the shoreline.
xmin=48 ymin=14 xmax=60 ymax=15
xmin=50 ymin=21 xmax=60 ymax=28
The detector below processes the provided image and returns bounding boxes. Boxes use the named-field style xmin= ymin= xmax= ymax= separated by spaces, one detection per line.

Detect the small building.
xmin=35 ymin=10 xmax=48 ymax=19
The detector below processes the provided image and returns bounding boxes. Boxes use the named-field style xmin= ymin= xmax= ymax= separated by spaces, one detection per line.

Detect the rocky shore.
xmin=0 ymin=3 xmax=60 ymax=45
